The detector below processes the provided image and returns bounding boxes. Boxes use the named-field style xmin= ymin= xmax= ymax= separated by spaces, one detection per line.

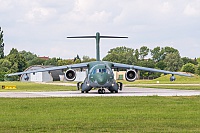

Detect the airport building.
xmin=20 ymin=65 xmax=86 ymax=82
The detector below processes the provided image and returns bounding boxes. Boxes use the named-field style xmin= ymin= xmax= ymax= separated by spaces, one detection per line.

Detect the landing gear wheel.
xmin=98 ymin=89 xmax=105 ymax=94
xmin=102 ymin=89 xmax=105 ymax=94
xmin=98 ymin=89 xmax=102 ymax=94
xmin=81 ymin=91 xmax=84 ymax=93
xmin=115 ymin=91 xmax=118 ymax=93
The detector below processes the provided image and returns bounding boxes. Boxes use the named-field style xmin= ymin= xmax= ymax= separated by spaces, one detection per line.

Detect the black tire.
xmin=81 ymin=91 xmax=84 ymax=93
xmin=115 ymin=91 xmax=118 ymax=93
xmin=102 ymin=89 xmax=105 ymax=94
xmin=98 ymin=89 xmax=102 ymax=94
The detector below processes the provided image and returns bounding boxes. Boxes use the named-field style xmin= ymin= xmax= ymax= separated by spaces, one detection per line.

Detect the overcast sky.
xmin=0 ymin=0 xmax=200 ymax=59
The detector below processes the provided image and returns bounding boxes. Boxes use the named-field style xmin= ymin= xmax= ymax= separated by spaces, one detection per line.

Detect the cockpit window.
xmin=101 ymin=69 xmax=106 ymax=73
xmin=92 ymin=69 xmax=96 ymax=74
xmin=92 ymin=68 xmax=111 ymax=74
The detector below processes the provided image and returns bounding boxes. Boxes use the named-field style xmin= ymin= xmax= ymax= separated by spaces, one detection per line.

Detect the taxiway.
xmin=0 ymin=87 xmax=200 ymax=98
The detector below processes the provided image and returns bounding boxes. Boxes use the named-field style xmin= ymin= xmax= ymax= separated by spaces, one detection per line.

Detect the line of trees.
xmin=102 ymin=46 xmax=200 ymax=78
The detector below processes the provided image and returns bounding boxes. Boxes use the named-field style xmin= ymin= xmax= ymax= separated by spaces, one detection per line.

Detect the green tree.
xmin=57 ymin=59 xmax=74 ymax=66
xmin=164 ymin=52 xmax=183 ymax=72
xmin=151 ymin=46 xmax=178 ymax=62
xmin=6 ymin=48 xmax=27 ymax=72
xmin=0 ymin=27 xmax=4 ymax=59
xmin=135 ymin=49 xmax=139 ymax=61
xmin=155 ymin=61 xmax=166 ymax=70
xmin=196 ymin=57 xmax=200 ymax=65
xmin=103 ymin=46 xmax=137 ymax=65
xmin=163 ymin=46 xmax=178 ymax=55
xmin=181 ymin=63 xmax=195 ymax=74
xmin=181 ymin=57 xmax=198 ymax=65
xmin=19 ymin=50 xmax=37 ymax=66
xmin=0 ymin=59 xmax=12 ymax=81
xmin=82 ymin=55 xmax=96 ymax=63
xmin=44 ymin=57 xmax=61 ymax=66
xmin=0 ymin=59 xmax=12 ymax=72
xmin=195 ymin=65 xmax=200 ymax=75
xmin=150 ymin=46 xmax=164 ymax=62
xmin=28 ymin=57 xmax=46 ymax=66
xmin=139 ymin=46 xmax=149 ymax=60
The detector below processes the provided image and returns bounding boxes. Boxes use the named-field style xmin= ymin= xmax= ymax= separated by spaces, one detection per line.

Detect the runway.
xmin=1 ymin=87 xmax=200 ymax=98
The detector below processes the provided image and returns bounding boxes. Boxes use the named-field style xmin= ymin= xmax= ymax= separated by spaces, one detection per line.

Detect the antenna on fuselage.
xmin=67 ymin=32 xmax=128 ymax=61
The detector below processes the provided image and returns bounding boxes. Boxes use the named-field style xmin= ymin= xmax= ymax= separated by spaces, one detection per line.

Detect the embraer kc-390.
xmin=6 ymin=32 xmax=191 ymax=94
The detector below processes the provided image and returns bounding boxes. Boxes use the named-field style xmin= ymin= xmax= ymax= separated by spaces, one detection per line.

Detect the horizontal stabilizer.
xmin=100 ymin=36 xmax=128 ymax=38
xmin=67 ymin=36 xmax=96 ymax=38
xmin=67 ymin=36 xmax=128 ymax=38
xmin=67 ymin=32 xmax=128 ymax=61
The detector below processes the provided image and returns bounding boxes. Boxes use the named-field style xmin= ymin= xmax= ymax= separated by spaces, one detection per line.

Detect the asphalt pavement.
xmin=1 ymin=87 xmax=200 ymax=98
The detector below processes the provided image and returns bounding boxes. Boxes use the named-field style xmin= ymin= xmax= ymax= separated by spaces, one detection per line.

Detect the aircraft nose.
xmin=97 ymin=76 xmax=107 ymax=85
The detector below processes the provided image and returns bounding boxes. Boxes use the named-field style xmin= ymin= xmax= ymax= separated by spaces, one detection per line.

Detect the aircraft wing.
xmin=112 ymin=63 xmax=192 ymax=77
xmin=6 ymin=62 xmax=89 ymax=76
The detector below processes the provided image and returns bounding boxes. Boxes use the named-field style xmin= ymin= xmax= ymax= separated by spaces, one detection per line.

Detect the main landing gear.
xmin=77 ymin=82 xmax=82 ymax=90
xmin=117 ymin=82 xmax=123 ymax=91
xmin=98 ymin=88 xmax=106 ymax=94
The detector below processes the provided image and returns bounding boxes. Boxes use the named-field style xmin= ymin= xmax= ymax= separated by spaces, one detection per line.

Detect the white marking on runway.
xmin=1 ymin=87 xmax=200 ymax=98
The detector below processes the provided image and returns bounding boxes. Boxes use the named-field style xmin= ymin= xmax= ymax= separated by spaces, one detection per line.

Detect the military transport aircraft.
xmin=7 ymin=32 xmax=191 ymax=94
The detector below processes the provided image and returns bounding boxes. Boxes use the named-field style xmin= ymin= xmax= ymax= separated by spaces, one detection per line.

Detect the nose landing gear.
xmin=98 ymin=88 xmax=105 ymax=94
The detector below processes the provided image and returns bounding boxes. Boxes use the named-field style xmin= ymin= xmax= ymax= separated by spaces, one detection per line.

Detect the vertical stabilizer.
xmin=67 ymin=32 xmax=128 ymax=61
xmin=95 ymin=32 xmax=101 ymax=61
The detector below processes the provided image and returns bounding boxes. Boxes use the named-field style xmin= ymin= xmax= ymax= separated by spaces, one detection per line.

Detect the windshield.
xmin=92 ymin=68 xmax=111 ymax=74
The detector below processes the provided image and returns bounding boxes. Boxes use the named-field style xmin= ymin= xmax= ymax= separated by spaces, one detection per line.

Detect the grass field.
xmin=121 ymin=74 xmax=200 ymax=84
xmin=119 ymin=75 xmax=200 ymax=90
xmin=0 ymin=82 xmax=77 ymax=92
xmin=128 ymin=84 xmax=200 ymax=90
xmin=0 ymin=76 xmax=200 ymax=132
xmin=0 ymin=97 xmax=200 ymax=132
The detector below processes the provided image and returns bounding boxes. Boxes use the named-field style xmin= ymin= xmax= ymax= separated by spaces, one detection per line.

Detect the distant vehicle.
xmin=6 ymin=32 xmax=191 ymax=94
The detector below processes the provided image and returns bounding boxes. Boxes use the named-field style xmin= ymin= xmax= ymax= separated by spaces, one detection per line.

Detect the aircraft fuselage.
xmin=80 ymin=61 xmax=120 ymax=93
xmin=88 ymin=61 xmax=114 ymax=87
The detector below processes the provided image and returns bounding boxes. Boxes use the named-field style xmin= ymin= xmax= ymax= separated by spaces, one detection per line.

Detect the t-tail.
xmin=67 ymin=32 xmax=128 ymax=61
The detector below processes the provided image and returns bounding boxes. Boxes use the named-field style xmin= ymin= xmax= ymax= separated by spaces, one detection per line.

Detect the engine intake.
xmin=65 ymin=69 xmax=76 ymax=81
xmin=125 ymin=69 xmax=137 ymax=82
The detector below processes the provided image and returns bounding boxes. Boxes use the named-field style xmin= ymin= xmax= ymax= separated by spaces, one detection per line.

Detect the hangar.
xmin=20 ymin=65 xmax=64 ymax=82
xmin=20 ymin=65 xmax=86 ymax=82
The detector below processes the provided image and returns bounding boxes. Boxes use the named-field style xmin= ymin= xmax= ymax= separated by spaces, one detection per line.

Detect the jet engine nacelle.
xmin=125 ymin=69 xmax=137 ymax=82
xmin=170 ymin=75 xmax=176 ymax=81
xmin=65 ymin=69 xmax=76 ymax=81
